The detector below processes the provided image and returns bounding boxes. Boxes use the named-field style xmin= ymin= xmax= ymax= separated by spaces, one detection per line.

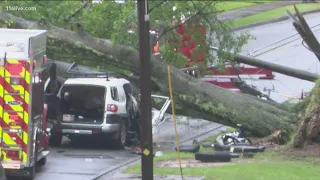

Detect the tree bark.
xmin=0 ymin=11 xmax=297 ymax=137
xmin=291 ymin=6 xmax=320 ymax=148
xmin=293 ymin=5 xmax=320 ymax=62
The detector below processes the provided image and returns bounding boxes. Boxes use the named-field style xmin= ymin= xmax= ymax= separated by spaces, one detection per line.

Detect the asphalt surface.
xmin=35 ymin=138 xmax=137 ymax=180
xmin=237 ymin=13 xmax=320 ymax=103
xmin=28 ymin=117 xmax=225 ymax=180
xmin=218 ymin=1 xmax=299 ymax=21
xmin=97 ymin=117 xmax=226 ymax=180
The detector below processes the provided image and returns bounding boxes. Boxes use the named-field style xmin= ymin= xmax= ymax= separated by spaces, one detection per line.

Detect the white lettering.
xmin=6 ymin=6 xmax=37 ymax=11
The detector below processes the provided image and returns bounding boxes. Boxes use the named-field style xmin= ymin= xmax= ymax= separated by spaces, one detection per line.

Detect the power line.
xmin=301 ymin=39 xmax=320 ymax=57
xmin=251 ymin=23 xmax=320 ymax=57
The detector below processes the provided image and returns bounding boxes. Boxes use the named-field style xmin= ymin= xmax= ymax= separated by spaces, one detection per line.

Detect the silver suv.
xmin=45 ymin=63 xmax=140 ymax=148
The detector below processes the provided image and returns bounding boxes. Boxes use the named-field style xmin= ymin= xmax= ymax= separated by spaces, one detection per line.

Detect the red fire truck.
xmin=128 ymin=10 xmax=275 ymax=92
xmin=0 ymin=28 xmax=51 ymax=180
xmin=170 ymin=13 xmax=274 ymax=92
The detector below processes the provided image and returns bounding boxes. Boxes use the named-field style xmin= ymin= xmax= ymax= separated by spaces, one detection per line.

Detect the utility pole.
xmin=137 ymin=0 xmax=153 ymax=180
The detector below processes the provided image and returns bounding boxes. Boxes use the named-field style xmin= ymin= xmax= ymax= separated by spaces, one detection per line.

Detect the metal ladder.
xmin=1 ymin=59 xmax=28 ymax=161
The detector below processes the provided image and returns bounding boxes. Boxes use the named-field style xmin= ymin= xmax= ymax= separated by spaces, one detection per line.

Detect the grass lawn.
xmin=232 ymin=3 xmax=320 ymax=27
xmin=123 ymin=128 xmax=320 ymax=180
xmin=215 ymin=2 xmax=256 ymax=12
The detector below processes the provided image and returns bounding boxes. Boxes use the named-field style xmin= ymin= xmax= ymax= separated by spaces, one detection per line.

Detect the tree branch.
xmin=157 ymin=1 xmax=215 ymax=41
xmin=32 ymin=0 xmax=46 ymax=7
xmin=64 ymin=2 xmax=88 ymax=24
xmin=294 ymin=5 xmax=320 ymax=62
xmin=75 ymin=22 xmax=89 ymax=37
xmin=149 ymin=0 xmax=166 ymax=13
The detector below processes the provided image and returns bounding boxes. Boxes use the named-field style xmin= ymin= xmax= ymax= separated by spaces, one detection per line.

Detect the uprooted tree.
xmin=288 ymin=6 xmax=320 ymax=148
xmin=0 ymin=1 xmax=317 ymax=141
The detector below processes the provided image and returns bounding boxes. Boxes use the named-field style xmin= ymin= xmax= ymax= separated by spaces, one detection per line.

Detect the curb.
xmin=91 ymin=125 xmax=226 ymax=180
xmin=232 ymin=8 xmax=320 ymax=31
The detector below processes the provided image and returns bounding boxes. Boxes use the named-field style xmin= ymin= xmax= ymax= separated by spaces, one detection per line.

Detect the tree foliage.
xmin=0 ymin=0 xmax=251 ymax=69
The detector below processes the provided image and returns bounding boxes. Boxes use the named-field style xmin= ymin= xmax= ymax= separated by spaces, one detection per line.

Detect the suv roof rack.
xmin=66 ymin=62 xmax=123 ymax=81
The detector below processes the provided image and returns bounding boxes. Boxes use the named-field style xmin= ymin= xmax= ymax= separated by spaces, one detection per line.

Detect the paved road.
xmin=26 ymin=117 xmax=225 ymax=180
xmin=97 ymin=117 xmax=226 ymax=180
xmin=35 ymin=139 xmax=137 ymax=180
xmin=237 ymin=13 xmax=320 ymax=103
xmin=218 ymin=1 xmax=298 ymax=21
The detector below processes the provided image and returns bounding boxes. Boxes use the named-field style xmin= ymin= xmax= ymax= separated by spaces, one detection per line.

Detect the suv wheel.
xmin=114 ymin=123 xmax=127 ymax=149
xmin=49 ymin=133 xmax=62 ymax=147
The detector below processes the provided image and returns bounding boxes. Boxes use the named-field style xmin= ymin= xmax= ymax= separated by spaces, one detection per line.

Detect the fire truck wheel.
xmin=37 ymin=157 xmax=47 ymax=166
xmin=49 ymin=134 xmax=62 ymax=147
xmin=113 ymin=123 xmax=127 ymax=149
xmin=25 ymin=163 xmax=36 ymax=180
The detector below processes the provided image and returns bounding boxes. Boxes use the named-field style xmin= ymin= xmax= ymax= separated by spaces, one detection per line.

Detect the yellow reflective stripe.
xmin=23 ymin=131 xmax=28 ymax=146
xmin=0 ymin=65 xmax=30 ymax=126
xmin=0 ymin=68 xmax=30 ymax=106
xmin=6 ymin=60 xmax=19 ymax=64
xmin=2 ymin=133 xmax=18 ymax=161
xmin=0 ymin=60 xmax=30 ymax=106
xmin=0 ymin=127 xmax=11 ymax=161
xmin=3 ymin=133 xmax=17 ymax=146
xmin=15 ymin=132 xmax=27 ymax=162
xmin=22 ymin=152 xmax=27 ymax=162
xmin=20 ymin=66 xmax=30 ymax=104
xmin=2 ymin=112 xmax=28 ymax=145
xmin=0 ymin=88 xmax=27 ymax=162
xmin=0 ymin=89 xmax=23 ymax=112
xmin=0 ymin=59 xmax=29 ymax=163
xmin=2 ymin=151 xmax=11 ymax=161
xmin=21 ymin=66 xmax=30 ymax=85
xmin=24 ymin=111 xmax=29 ymax=127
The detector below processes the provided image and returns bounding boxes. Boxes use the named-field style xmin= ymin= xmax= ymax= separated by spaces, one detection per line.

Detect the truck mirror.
xmin=49 ymin=63 xmax=57 ymax=81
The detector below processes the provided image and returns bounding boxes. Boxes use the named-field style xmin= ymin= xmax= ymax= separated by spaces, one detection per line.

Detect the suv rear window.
xmin=59 ymin=85 xmax=106 ymax=124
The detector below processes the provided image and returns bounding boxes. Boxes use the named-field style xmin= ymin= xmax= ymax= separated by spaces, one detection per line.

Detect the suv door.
xmin=151 ymin=95 xmax=171 ymax=134
xmin=44 ymin=77 xmax=65 ymax=120
xmin=111 ymin=86 xmax=126 ymax=114
xmin=123 ymin=83 xmax=138 ymax=117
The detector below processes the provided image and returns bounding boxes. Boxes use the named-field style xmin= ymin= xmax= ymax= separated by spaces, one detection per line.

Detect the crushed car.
xmin=45 ymin=62 xmax=141 ymax=148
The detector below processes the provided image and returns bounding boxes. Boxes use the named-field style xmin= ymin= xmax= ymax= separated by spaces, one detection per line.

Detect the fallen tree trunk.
xmin=0 ymin=11 xmax=297 ymax=137
xmin=50 ymin=59 xmax=286 ymax=114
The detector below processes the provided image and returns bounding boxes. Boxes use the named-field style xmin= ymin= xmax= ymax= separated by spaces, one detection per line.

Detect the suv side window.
xmin=123 ymin=83 xmax=132 ymax=96
xmin=118 ymin=86 xmax=126 ymax=102
xmin=110 ymin=87 xmax=119 ymax=101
